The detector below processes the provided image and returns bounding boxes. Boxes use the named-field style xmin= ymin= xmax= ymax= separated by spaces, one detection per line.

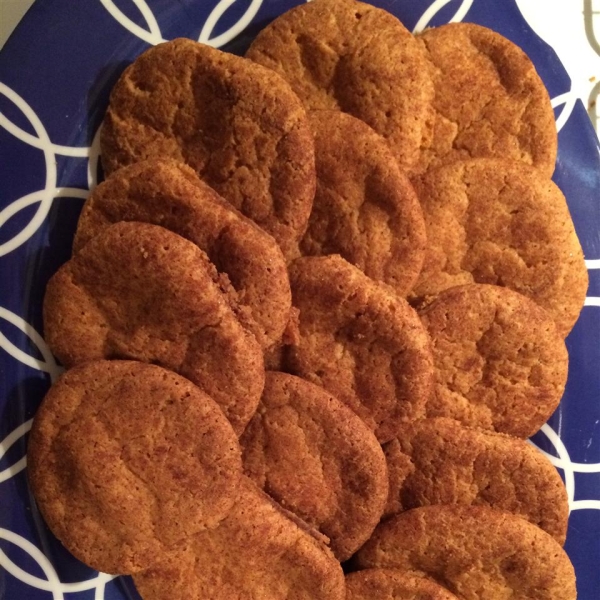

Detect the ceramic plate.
xmin=0 ymin=1 xmax=599 ymax=598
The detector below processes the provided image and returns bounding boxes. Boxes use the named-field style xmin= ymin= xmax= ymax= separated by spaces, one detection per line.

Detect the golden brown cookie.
xmin=27 ymin=360 xmax=242 ymax=575
xmin=284 ymin=255 xmax=434 ymax=443
xmin=73 ymin=159 xmax=291 ymax=351
xmin=416 ymin=22 xmax=557 ymax=177
xmin=100 ymin=38 xmax=315 ymax=259
xmin=383 ymin=418 xmax=569 ymax=544
xmin=132 ymin=476 xmax=346 ymax=600
xmin=241 ymin=372 xmax=389 ymax=561
xmin=346 ymin=569 xmax=459 ymax=600
xmin=300 ymin=111 xmax=427 ymax=296
xmin=355 ymin=506 xmax=576 ymax=600
xmin=246 ymin=0 xmax=434 ymax=175
xmin=43 ymin=221 xmax=264 ymax=435
xmin=418 ymin=284 xmax=568 ymax=437
xmin=412 ymin=159 xmax=588 ymax=336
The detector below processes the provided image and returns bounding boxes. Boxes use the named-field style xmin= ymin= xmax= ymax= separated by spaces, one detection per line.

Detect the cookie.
xmin=43 ymin=221 xmax=264 ymax=435
xmin=418 ymin=284 xmax=568 ymax=437
xmin=383 ymin=418 xmax=569 ymax=544
xmin=241 ymin=372 xmax=389 ymax=561
xmin=346 ymin=569 xmax=459 ymax=600
xmin=132 ymin=476 xmax=346 ymax=600
xmin=73 ymin=159 xmax=291 ymax=351
xmin=100 ymin=38 xmax=315 ymax=259
xmin=27 ymin=360 xmax=242 ymax=574
xmin=416 ymin=22 xmax=557 ymax=177
xmin=411 ymin=159 xmax=588 ymax=336
xmin=246 ymin=0 xmax=434 ymax=175
xmin=355 ymin=506 xmax=576 ymax=600
xmin=284 ymin=255 xmax=434 ymax=443
xmin=300 ymin=111 xmax=427 ymax=296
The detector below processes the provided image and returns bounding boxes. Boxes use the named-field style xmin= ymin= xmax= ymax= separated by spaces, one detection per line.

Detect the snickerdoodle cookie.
xmin=27 ymin=360 xmax=242 ymax=574
xmin=416 ymin=22 xmax=557 ymax=177
xmin=355 ymin=506 xmax=576 ymax=600
xmin=132 ymin=477 xmax=345 ymax=600
xmin=73 ymin=159 xmax=291 ymax=351
xmin=418 ymin=284 xmax=568 ymax=437
xmin=43 ymin=221 xmax=264 ymax=435
xmin=101 ymin=38 xmax=315 ymax=258
xmin=300 ymin=111 xmax=426 ymax=296
xmin=346 ymin=569 xmax=459 ymax=600
xmin=241 ymin=372 xmax=388 ymax=561
xmin=383 ymin=418 xmax=569 ymax=544
xmin=246 ymin=0 xmax=434 ymax=175
xmin=284 ymin=255 xmax=434 ymax=443
xmin=412 ymin=159 xmax=588 ymax=336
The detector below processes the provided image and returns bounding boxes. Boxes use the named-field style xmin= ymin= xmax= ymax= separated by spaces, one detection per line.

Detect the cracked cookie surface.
xmin=133 ymin=476 xmax=346 ymax=600
xmin=383 ymin=418 xmax=569 ymax=544
xmin=346 ymin=568 xmax=459 ymax=600
xmin=73 ymin=159 xmax=291 ymax=351
xmin=27 ymin=360 xmax=242 ymax=574
xmin=355 ymin=506 xmax=577 ymax=600
xmin=416 ymin=22 xmax=557 ymax=177
xmin=100 ymin=38 xmax=315 ymax=259
xmin=418 ymin=284 xmax=568 ymax=437
xmin=300 ymin=111 xmax=427 ymax=296
xmin=246 ymin=0 xmax=434 ymax=175
xmin=412 ymin=159 xmax=588 ymax=336
xmin=241 ymin=372 xmax=388 ymax=561
xmin=43 ymin=221 xmax=264 ymax=435
xmin=284 ymin=255 xmax=434 ymax=443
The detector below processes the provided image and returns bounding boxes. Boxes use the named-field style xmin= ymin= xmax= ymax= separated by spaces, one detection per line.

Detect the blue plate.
xmin=1 ymin=1 xmax=599 ymax=599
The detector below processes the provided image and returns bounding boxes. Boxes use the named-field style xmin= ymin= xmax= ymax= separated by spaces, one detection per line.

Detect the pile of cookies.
xmin=28 ymin=1 xmax=587 ymax=599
